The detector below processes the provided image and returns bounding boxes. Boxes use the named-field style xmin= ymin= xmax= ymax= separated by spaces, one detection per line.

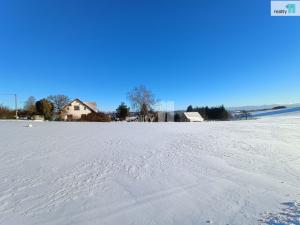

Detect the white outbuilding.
xmin=182 ymin=112 xmax=204 ymax=122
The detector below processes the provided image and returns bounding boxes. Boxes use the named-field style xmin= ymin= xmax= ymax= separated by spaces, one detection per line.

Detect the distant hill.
xmin=229 ymin=103 xmax=300 ymax=111
xmin=251 ymin=106 xmax=300 ymax=118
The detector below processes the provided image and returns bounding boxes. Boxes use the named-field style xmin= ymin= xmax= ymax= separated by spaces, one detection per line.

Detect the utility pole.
xmin=15 ymin=94 xmax=18 ymax=119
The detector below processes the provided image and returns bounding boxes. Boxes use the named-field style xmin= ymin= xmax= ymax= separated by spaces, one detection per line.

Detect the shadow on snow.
xmin=259 ymin=201 xmax=300 ymax=225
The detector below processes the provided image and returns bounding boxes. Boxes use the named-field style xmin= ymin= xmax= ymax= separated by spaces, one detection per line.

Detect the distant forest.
xmin=186 ymin=105 xmax=231 ymax=121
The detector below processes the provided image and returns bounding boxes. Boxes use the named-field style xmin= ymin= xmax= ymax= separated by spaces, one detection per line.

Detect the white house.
xmin=182 ymin=112 xmax=204 ymax=122
xmin=61 ymin=99 xmax=98 ymax=120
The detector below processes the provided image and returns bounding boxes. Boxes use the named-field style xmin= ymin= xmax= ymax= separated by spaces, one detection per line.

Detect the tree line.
xmin=0 ymin=85 xmax=232 ymax=121
xmin=0 ymin=95 xmax=70 ymax=120
xmin=21 ymin=95 xmax=70 ymax=120
xmin=186 ymin=105 xmax=231 ymax=121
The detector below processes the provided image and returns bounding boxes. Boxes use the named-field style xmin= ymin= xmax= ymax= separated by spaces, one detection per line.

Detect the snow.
xmin=0 ymin=117 xmax=300 ymax=225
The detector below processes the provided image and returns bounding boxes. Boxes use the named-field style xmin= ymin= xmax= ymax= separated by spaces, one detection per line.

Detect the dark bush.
xmin=174 ymin=113 xmax=181 ymax=122
xmin=36 ymin=99 xmax=54 ymax=120
xmin=80 ymin=112 xmax=111 ymax=122
xmin=0 ymin=105 xmax=15 ymax=119
xmin=18 ymin=109 xmax=33 ymax=119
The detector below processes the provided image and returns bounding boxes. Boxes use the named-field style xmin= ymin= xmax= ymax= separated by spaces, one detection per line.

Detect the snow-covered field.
xmin=1 ymin=116 xmax=300 ymax=225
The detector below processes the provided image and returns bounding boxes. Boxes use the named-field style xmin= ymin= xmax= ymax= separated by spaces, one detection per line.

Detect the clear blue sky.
xmin=0 ymin=0 xmax=299 ymax=111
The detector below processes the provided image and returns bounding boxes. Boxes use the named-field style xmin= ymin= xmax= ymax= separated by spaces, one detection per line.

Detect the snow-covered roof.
xmin=184 ymin=112 xmax=204 ymax=122
xmin=83 ymin=102 xmax=98 ymax=113
xmin=64 ymin=99 xmax=98 ymax=113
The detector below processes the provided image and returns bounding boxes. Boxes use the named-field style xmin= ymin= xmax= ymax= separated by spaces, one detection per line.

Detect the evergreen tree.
xmin=187 ymin=105 xmax=193 ymax=112
xmin=185 ymin=105 xmax=231 ymax=121
xmin=116 ymin=102 xmax=130 ymax=121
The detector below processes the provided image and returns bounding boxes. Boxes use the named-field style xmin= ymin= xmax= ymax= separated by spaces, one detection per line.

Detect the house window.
xmin=84 ymin=107 xmax=87 ymax=110
xmin=74 ymin=106 xmax=80 ymax=111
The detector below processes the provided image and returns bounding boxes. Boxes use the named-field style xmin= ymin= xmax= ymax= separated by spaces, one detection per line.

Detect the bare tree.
xmin=140 ymin=103 xmax=148 ymax=117
xmin=47 ymin=95 xmax=70 ymax=113
xmin=24 ymin=96 xmax=36 ymax=115
xmin=127 ymin=85 xmax=156 ymax=118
